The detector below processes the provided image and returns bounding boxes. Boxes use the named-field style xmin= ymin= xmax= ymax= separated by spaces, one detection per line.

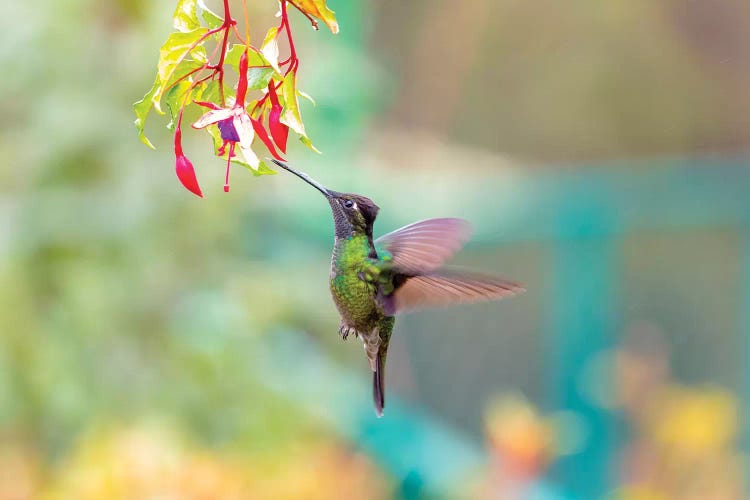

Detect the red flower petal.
xmin=236 ymin=50 xmax=249 ymax=105
xmin=194 ymin=100 xmax=222 ymax=110
xmin=267 ymin=82 xmax=288 ymax=153
xmin=268 ymin=104 xmax=289 ymax=153
xmin=175 ymin=154 xmax=203 ymax=197
xmin=250 ymin=116 xmax=285 ymax=161
xmin=268 ymin=81 xmax=280 ymax=106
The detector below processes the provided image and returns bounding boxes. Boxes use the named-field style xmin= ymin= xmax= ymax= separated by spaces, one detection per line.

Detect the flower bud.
xmin=174 ymin=128 xmax=203 ymax=197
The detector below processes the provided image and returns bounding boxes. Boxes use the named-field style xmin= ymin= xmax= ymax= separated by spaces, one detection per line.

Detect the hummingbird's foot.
xmin=338 ymin=323 xmax=353 ymax=341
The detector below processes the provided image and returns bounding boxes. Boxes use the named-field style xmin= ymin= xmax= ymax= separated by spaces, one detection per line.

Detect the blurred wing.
xmin=374 ymin=218 xmax=472 ymax=273
xmin=378 ymin=270 xmax=525 ymax=316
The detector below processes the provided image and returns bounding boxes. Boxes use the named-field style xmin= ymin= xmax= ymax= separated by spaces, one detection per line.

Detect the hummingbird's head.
xmin=271 ymin=159 xmax=380 ymax=237
xmin=327 ymin=192 xmax=379 ymax=237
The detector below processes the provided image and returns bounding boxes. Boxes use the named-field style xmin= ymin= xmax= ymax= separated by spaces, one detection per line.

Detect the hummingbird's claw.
xmin=338 ymin=323 xmax=349 ymax=340
xmin=338 ymin=323 xmax=355 ymax=341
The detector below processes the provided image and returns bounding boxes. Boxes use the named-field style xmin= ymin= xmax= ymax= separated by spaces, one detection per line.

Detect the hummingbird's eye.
xmin=343 ymin=199 xmax=355 ymax=209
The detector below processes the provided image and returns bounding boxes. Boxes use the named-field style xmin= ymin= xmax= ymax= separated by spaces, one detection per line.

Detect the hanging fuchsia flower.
xmin=191 ymin=49 xmax=284 ymax=192
xmin=191 ymin=50 xmax=257 ymax=192
xmin=193 ymin=101 xmax=257 ymax=192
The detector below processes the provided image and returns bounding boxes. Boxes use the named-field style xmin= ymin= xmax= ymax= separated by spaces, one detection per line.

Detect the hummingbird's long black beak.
xmin=271 ymin=159 xmax=331 ymax=198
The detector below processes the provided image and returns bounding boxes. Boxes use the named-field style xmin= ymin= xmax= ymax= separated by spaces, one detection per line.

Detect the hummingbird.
xmin=272 ymin=160 xmax=525 ymax=417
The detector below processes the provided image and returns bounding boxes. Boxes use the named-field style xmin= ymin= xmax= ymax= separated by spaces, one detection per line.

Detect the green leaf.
xmin=153 ymin=57 xmax=205 ymax=117
xmin=165 ymin=80 xmax=193 ymax=131
xmin=288 ymin=0 xmax=339 ymax=34
xmin=173 ymin=0 xmax=200 ymax=32
xmin=248 ymin=67 xmax=276 ymax=91
xmin=195 ymin=80 xmax=221 ymax=105
xmin=224 ymin=45 xmax=277 ymax=91
xmin=279 ymin=71 xmax=308 ymax=137
xmin=224 ymin=45 xmax=269 ymax=73
xmin=157 ymin=29 xmax=208 ymax=83
xmin=252 ymin=161 xmax=278 ymax=176
xmin=299 ymin=135 xmax=321 ymax=154
xmin=298 ymin=89 xmax=316 ymax=106
xmin=154 ymin=28 xmax=209 ymax=113
xmin=198 ymin=0 xmax=224 ymax=29
xmin=192 ymin=45 xmax=208 ymax=63
xmin=206 ymin=124 xmax=225 ymax=155
xmin=223 ymin=44 xmax=244 ymax=71
xmin=133 ymin=76 xmax=159 ymax=149
xmin=178 ymin=58 xmax=206 ymax=77
xmin=237 ymin=159 xmax=277 ymax=176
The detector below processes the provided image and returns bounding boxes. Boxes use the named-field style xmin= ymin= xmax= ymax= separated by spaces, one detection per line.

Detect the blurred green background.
xmin=2 ymin=0 xmax=750 ymax=498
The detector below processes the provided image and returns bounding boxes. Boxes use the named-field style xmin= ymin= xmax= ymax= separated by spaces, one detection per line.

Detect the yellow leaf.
xmin=289 ymin=0 xmax=339 ymax=34
xmin=261 ymin=27 xmax=281 ymax=74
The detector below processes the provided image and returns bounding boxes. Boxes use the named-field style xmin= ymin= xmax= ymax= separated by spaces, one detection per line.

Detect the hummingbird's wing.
xmin=374 ymin=218 xmax=472 ymax=274
xmin=377 ymin=270 xmax=524 ymax=316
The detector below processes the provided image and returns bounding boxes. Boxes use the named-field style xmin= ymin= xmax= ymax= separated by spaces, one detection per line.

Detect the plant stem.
xmin=242 ymin=0 xmax=251 ymax=45
xmin=215 ymin=0 xmax=237 ymax=105
xmin=280 ymin=0 xmax=298 ymax=74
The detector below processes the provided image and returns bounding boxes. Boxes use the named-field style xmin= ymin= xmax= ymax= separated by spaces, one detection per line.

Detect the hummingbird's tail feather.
xmin=371 ymin=317 xmax=394 ymax=418
xmin=373 ymin=353 xmax=385 ymax=418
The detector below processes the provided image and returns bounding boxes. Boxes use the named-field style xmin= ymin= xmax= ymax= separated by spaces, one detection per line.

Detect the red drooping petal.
xmin=174 ymin=128 xmax=203 ymax=198
xmin=267 ymin=82 xmax=288 ymax=153
xmin=194 ymin=100 xmax=222 ymax=110
xmin=268 ymin=81 xmax=281 ymax=107
xmin=250 ymin=116 xmax=285 ymax=161
xmin=268 ymin=104 xmax=288 ymax=153
xmin=236 ymin=50 xmax=249 ymax=105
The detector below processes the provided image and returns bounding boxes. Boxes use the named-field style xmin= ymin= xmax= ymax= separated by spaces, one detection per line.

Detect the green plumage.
xmin=331 ymin=234 xmax=386 ymax=332
xmin=330 ymin=232 xmax=395 ymax=418
xmin=330 ymin=234 xmax=381 ymax=329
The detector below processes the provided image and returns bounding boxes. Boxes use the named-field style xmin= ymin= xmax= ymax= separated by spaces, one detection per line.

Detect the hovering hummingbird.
xmin=272 ymin=160 xmax=525 ymax=417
